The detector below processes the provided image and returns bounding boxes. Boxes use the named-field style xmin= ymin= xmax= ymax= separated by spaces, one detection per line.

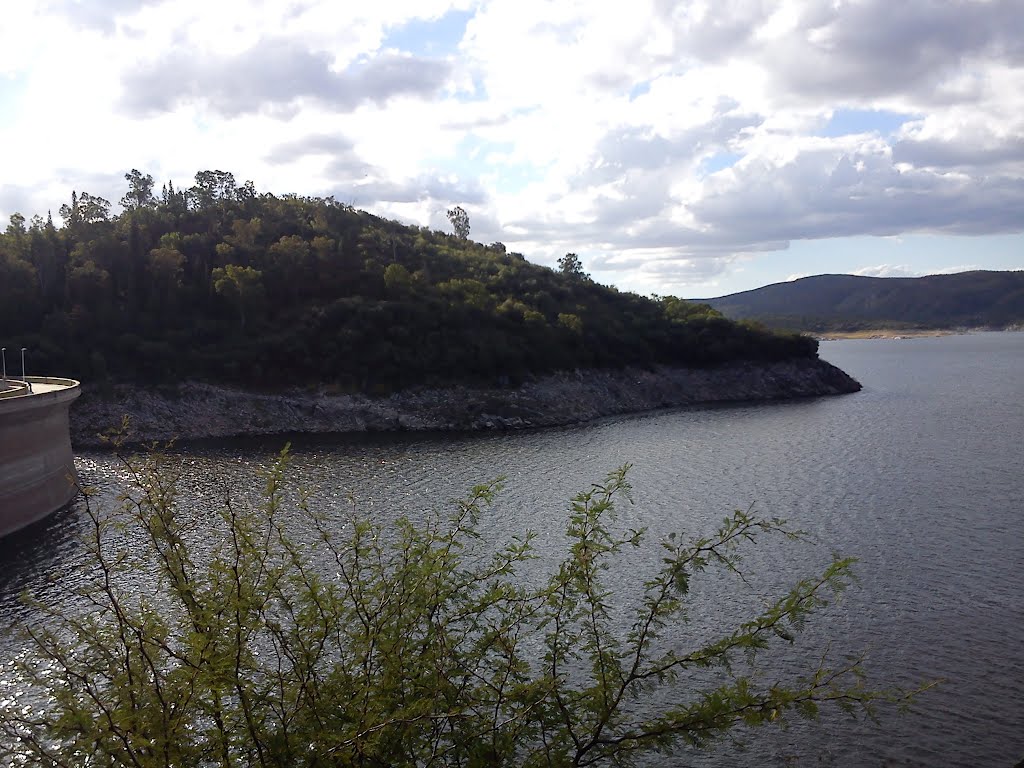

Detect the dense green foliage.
xmin=0 ymin=448 xmax=917 ymax=766
xmin=703 ymin=271 xmax=1024 ymax=333
xmin=1 ymin=170 xmax=816 ymax=391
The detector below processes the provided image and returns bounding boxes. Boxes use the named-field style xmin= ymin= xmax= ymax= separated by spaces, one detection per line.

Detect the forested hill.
xmin=1 ymin=170 xmax=816 ymax=392
xmin=701 ymin=271 xmax=1024 ymax=333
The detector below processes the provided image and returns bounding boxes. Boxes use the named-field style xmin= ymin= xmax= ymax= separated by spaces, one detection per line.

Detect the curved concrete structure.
xmin=0 ymin=377 xmax=81 ymax=538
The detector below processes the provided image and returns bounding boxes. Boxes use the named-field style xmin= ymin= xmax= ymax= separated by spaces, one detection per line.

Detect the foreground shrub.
xmin=0 ymin=448 xmax=916 ymax=766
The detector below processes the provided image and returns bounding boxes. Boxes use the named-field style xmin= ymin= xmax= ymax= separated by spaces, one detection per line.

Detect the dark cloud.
xmin=655 ymin=0 xmax=1024 ymax=104
xmin=583 ymin=108 xmax=759 ymax=182
xmin=893 ymin=135 xmax=1024 ymax=170
xmin=535 ymin=109 xmax=764 ymax=237
xmin=688 ymin=148 xmax=1024 ymax=244
xmin=327 ymin=175 xmax=486 ymax=209
xmin=657 ymin=1 xmax=771 ymax=64
xmin=478 ymin=1 xmax=1024 ymax=267
xmin=120 ymin=40 xmax=452 ymax=117
xmin=265 ymin=134 xmax=357 ymax=165
xmin=500 ymin=134 xmax=1024 ymax=261
xmin=763 ymin=0 xmax=1024 ymax=102
xmin=268 ymin=137 xmax=483 ymax=208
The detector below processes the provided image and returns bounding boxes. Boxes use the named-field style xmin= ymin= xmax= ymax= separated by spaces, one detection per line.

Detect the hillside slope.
xmin=700 ymin=271 xmax=1024 ymax=332
xmin=1 ymin=170 xmax=820 ymax=393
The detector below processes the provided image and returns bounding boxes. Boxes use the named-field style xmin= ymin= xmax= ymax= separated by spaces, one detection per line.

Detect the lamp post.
xmin=1 ymin=347 xmax=5 ymax=383
xmin=21 ymin=348 xmax=28 ymax=392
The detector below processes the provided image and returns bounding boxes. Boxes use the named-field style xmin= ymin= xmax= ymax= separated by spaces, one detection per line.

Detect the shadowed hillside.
xmin=0 ymin=170 xmax=819 ymax=393
xmin=700 ymin=271 xmax=1024 ymax=332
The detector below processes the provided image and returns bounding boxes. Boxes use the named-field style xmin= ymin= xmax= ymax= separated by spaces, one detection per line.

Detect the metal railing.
xmin=2 ymin=346 xmax=31 ymax=393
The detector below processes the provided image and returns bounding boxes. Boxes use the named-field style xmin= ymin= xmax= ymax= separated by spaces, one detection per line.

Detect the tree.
xmin=213 ymin=263 xmax=263 ymax=330
xmin=383 ymin=262 xmax=412 ymax=293
xmin=447 ymin=205 xmax=471 ymax=239
xmin=0 ymin=251 xmax=39 ymax=330
xmin=225 ymin=217 xmax=263 ymax=256
xmin=191 ymin=170 xmax=237 ymax=209
xmin=58 ymin=190 xmax=82 ymax=229
xmin=557 ymin=311 xmax=583 ymax=333
xmin=659 ymin=295 xmax=722 ymax=322
xmin=0 ymin=448 xmax=921 ymax=767
xmin=5 ymin=211 xmax=27 ymax=239
xmin=27 ymin=214 xmax=63 ymax=303
xmin=78 ymin=192 xmax=113 ymax=223
xmin=558 ymin=252 xmax=589 ymax=280
xmin=66 ymin=258 xmax=111 ymax=306
xmin=59 ymin=191 xmax=112 ymax=228
xmin=146 ymin=245 xmax=186 ymax=311
xmin=121 ymin=169 xmax=156 ymax=210
xmin=0 ymin=165 xmax=837 ymax=387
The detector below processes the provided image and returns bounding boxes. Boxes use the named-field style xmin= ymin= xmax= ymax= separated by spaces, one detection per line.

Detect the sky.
xmin=1 ymin=0 xmax=1022 ymax=298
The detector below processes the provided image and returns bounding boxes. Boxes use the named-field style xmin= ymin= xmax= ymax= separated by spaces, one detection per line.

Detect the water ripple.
xmin=2 ymin=333 xmax=1022 ymax=765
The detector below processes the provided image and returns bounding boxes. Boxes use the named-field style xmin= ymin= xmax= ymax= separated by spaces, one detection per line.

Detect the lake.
xmin=2 ymin=332 xmax=1022 ymax=765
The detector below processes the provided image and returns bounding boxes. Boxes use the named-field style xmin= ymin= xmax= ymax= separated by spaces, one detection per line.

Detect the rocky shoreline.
xmin=70 ymin=358 xmax=861 ymax=448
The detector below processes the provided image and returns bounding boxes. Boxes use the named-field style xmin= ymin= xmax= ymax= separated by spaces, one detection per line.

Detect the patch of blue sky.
xmin=0 ymin=73 xmax=27 ymax=129
xmin=454 ymin=75 xmax=488 ymax=103
xmin=448 ymin=134 xmax=544 ymax=195
xmin=821 ymin=108 xmax=914 ymax=138
xmin=789 ymin=234 xmax=1021 ymax=273
xmin=381 ymin=9 xmax=473 ymax=56
xmin=449 ymin=135 xmax=511 ymax=170
xmin=700 ymin=152 xmax=742 ymax=176
xmin=628 ymin=81 xmax=651 ymax=101
xmin=491 ymin=165 xmax=545 ymax=196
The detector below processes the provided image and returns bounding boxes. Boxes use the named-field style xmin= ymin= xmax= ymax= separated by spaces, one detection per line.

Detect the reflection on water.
xmin=2 ymin=333 xmax=1023 ymax=766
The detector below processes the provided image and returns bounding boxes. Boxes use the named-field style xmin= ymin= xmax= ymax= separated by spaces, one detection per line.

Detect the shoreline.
xmin=815 ymin=326 xmax=1022 ymax=340
xmin=816 ymin=329 xmax=957 ymax=340
xmin=70 ymin=358 xmax=861 ymax=449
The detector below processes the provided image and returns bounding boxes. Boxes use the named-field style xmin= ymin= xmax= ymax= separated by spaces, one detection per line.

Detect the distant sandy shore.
xmin=816 ymin=329 xmax=960 ymax=340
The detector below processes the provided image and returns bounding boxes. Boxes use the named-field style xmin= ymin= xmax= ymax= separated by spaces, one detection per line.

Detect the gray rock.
xmin=71 ymin=360 xmax=861 ymax=448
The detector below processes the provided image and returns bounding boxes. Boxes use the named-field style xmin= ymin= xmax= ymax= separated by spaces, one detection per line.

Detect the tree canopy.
xmin=0 ymin=447 xmax=920 ymax=766
xmin=557 ymin=252 xmax=589 ymax=280
xmin=0 ymin=170 xmax=818 ymax=391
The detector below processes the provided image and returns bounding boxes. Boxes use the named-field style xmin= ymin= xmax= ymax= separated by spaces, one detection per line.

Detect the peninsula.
xmin=3 ymin=170 xmax=861 ymax=448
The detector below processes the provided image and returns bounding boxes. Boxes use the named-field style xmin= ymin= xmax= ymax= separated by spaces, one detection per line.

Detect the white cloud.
xmin=853 ymin=264 xmax=984 ymax=279
xmin=852 ymin=264 xmax=919 ymax=278
xmin=1 ymin=0 xmax=1022 ymax=294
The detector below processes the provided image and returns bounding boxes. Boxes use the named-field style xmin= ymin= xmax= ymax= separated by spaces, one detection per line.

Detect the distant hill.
xmin=699 ymin=271 xmax=1024 ymax=332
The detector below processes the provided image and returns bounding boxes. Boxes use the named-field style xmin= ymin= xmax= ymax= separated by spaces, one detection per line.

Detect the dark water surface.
xmin=2 ymin=332 xmax=1022 ymax=765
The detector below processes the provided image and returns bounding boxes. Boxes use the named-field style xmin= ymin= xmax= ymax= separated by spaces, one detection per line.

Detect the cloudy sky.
xmin=1 ymin=0 xmax=1022 ymax=297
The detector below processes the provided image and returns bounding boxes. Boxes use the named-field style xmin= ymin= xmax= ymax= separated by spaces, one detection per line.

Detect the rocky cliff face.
xmin=70 ymin=359 xmax=861 ymax=448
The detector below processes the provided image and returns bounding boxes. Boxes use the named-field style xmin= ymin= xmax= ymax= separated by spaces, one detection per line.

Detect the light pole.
xmin=1 ymin=347 xmax=5 ymax=383
xmin=20 ymin=348 xmax=28 ymax=392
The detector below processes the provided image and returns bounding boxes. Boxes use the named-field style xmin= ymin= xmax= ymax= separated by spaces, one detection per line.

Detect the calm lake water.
xmin=2 ymin=332 xmax=1022 ymax=766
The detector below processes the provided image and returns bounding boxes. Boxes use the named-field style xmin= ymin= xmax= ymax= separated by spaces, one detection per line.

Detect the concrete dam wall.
xmin=0 ymin=377 xmax=81 ymax=538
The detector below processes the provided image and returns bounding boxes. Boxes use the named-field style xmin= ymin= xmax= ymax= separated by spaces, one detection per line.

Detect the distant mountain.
xmin=699 ymin=271 xmax=1024 ymax=332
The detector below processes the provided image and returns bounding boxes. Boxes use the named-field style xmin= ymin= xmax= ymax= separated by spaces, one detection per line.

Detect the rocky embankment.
xmin=70 ymin=358 xmax=861 ymax=448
